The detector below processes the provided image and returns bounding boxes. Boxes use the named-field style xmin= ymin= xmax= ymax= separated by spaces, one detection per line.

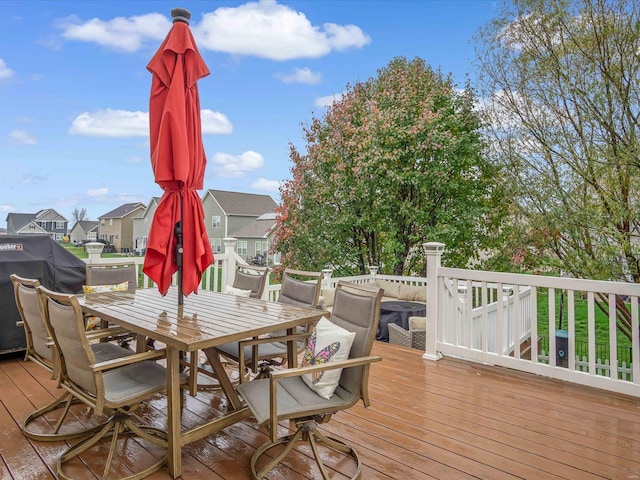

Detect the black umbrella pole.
xmin=176 ymin=192 xmax=184 ymax=305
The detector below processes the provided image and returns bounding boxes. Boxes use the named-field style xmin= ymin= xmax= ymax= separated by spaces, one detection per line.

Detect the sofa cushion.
xmin=409 ymin=316 xmax=427 ymax=330
xmin=374 ymin=279 xmax=401 ymax=299
xmin=398 ymin=283 xmax=427 ymax=302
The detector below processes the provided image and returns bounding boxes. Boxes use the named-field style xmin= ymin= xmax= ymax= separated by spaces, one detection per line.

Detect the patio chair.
xmin=236 ymin=280 xmax=383 ymax=479
xmin=84 ymin=262 xmax=151 ymax=349
xmin=185 ymin=264 xmax=270 ymax=392
xmin=37 ymin=285 xmax=178 ymax=480
xmin=204 ymin=268 xmax=323 ymax=381
xmin=388 ymin=316 xmax=427 ymax=350
xmin=11 ymin=274 xmax=135 ymax=442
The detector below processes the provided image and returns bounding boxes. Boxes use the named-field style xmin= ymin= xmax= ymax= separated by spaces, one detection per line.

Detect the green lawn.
xmin=536 ymin=288 xmax=632 ymax=348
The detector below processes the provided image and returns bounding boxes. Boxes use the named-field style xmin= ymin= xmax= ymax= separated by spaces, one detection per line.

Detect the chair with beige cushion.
xmin=236 ymin=280 xmax=383 ymax=479
xmin=11 ymin=274 xmax=135 ymax=441
xmin=204 ymin=268 xmax=323 ymax=381
xmin=37 ymin=285 xmax=179 ymax=480
xmin=388 ymin=316 xmax=427 ymax=350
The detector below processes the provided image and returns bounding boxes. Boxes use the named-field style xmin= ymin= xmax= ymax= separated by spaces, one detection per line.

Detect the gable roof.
xmin=35 ymin=208 xmax=68 ymax=222
xmin=6 ymin=213 xmax=36 ymax=231
xmin=230 ymin=217 xmax=277 ymax=239
xmin=73 ymin=220 xmax=99 ymax=233
xmin=98 ymin=202 xmax=145 ymax=220
xmin=206 ymin=189 xmax=277 ymax=216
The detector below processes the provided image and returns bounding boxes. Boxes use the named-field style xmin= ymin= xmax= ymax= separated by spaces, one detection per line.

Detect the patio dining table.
xmin=78 ymin=287 xmax=325 ymax=479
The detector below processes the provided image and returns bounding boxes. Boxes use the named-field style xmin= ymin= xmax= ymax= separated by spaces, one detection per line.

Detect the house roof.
xmin=98 ymin=202 xmax=145 ymax=219
xmin=35 ymin=208 xmax=68 ymax=222
xmin=230 ymin=218 xmax=277 ymax=239
xmin=6 ymin=213 xmax=36 ymax=231
xmin=206 ymin=189 xmax=277 ymax=216
xmin=74 ymin=220 xmax=99 ymax=233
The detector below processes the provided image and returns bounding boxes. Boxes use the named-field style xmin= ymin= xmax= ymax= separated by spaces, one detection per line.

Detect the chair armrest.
xmin=16 ymin=321 xmax=24 ymax=327
xmin=91 ymin=348 xmax=166 ymax=372
xmin=270 ymin=355 xmax=382 ymax=380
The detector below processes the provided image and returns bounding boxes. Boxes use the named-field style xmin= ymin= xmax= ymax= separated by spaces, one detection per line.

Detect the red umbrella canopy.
xmin=143 ymin=9 xmax=214 ymax=298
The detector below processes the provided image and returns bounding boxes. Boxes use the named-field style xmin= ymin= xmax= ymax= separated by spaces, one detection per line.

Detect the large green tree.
xmin=476 ymin=0 xmax=640 ymax=282
xmin=273 ymin=57 xmax=504 ymax=276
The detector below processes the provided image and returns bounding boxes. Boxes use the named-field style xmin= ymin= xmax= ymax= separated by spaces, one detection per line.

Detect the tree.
xmin=475 ymin=0 xmax=640 ymax=283
xmin=72 ymin=208 xmax=88 ymax=223
xmin=273 ymin=57 xmax=504 ymax=276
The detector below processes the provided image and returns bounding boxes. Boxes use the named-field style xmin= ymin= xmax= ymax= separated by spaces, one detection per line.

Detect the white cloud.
xmin=69 ymin=108 xmax=232 ymax=137
xmin=195 ymin=0 xmax=370 ymax=60
xmin=315 ymin=92 xmax=344 ymax=108
xmin=0 ymin=58 xmax=13 ymax=79
xmin=252 ymin=178 xmax=281 ymax=192
xmin=211 ymin=151 xmax=264 ymax=178
xmin=87 ymin=188 xmax=109 ymax=197
xmin=0 ymin=205 xmax=14 ymax=213
xmin=9 ymin=130 xmax=37 ymax=144
xmin=70 ymin=109 xmax=147 ymax=137
xmin=275 ymin=67 xmax=321 ymax=85
xmin=201 ymin=109 xmax=233 ymax=134
xmin=58 ymin=13 xmax=170 ymax=52
xmin=124 ymin=156 xmax=144 ymax=163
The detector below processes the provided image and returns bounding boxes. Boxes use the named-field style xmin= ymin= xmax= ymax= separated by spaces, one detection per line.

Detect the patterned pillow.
xmin=82 ymin=281 xmax=129 ymax=294
xmin=224 ymin=285 xmax=253 ymax=297
xmin=301 ymin=316 xmax=356 ymax=400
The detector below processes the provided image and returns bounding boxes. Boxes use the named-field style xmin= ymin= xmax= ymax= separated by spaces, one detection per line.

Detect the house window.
xmin=28 ymin=223 xmax=37 ymax=230
xmin=210 ymin=237 xmax=221 ymax=253
xmin=211 ymin=216 xmax=221 ymax=228
xmin=109 ymin=219 xmax=113 ymax=226
xmin=237 ymin=241 xmax=247 ymax=256
xmin=55 ymin=221 xmax=64 ymax=230
xmin=101 ymin=220 xmax=105 ymax=226
xmin=255 ymin=241 xmax=262 ymax=255
xmin=262 ymin=241 xmax=268 ymax=254
xmin=55 ymin=232 xmax=63 ymax=241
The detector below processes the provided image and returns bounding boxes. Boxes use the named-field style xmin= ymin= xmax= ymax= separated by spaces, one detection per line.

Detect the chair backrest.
xmin=85 ymin=262 xmax=137 ymax=291
xmin=330 ymin=280 xmax=383 ymax=403
xmin=36 ymin=286 xmax=100 ymax=398
xmin=10 ymin=274 xmax=53 ymax=369
xmin=277 ymin=269 xmax=323 ymax=308
xmin=233 ymin=265 xmax=269 ymax=298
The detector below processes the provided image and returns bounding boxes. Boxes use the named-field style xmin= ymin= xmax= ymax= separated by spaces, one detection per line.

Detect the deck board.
xmin=1 ymin=341 xmax=640 ymax=479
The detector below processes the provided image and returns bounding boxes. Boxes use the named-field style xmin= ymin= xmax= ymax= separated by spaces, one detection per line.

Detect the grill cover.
xmin=0 ymin=235 xmax=86 ymax=354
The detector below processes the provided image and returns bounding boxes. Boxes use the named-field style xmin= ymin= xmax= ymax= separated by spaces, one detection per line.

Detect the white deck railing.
xmin=86 ymin=239 xmax=640 ymax=397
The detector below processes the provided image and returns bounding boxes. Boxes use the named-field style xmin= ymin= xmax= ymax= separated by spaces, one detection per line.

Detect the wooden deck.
xmin=1 ymin=341 xmax=640 ymax=479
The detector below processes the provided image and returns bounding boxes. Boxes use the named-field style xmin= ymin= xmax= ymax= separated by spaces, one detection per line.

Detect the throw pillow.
xmin=224 ymin=285 xmax=253 ymax=297
xmin=301 ymin=316 xmax=356 ymax=400
xmin=82 ymin=281 xmax=129 ymax=294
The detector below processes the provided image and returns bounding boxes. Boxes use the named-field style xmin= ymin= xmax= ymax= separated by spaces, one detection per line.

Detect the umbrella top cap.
xmin=171 ymin=8 xmax=191 ymax=25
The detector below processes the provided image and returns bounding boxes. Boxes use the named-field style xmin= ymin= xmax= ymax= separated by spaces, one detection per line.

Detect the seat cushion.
xmin=237 ymin=376 xmax=352 ymax=425
xmin=215 ymin=340 xmax=287 ymax=363
xmin=91 ymin=342 xmax=134 ymax=362
xmin=102 ymin=361 xmax=168 ymax=406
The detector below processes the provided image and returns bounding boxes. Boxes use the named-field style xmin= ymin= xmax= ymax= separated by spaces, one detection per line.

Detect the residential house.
xmin=5 ymin=209 xmax=69 ymax=240
xmin=201 ymin=190 xmax=277 ymax=261
xmin=132 ymin=197 xmax=161 ymax=254
xmin=228 ymin=212 xmax=279 ymax=265
xmin=97 ymin=202 xmax=145 ymax=253
xmin=69 ymin=220 xmax=99 ymax=244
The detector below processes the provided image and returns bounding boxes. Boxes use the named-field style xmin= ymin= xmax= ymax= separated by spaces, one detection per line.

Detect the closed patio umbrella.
xmin=143 ymin=8 xmax=214 ymax=304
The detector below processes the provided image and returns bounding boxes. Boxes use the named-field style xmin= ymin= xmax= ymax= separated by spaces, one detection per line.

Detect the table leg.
xmin=202 ymin=349 xmax=243 ymax=410
xmin=287 ymin=327 xmax=297 ymax=368
xmin=166 ymin=346 xmax=182 ymax=478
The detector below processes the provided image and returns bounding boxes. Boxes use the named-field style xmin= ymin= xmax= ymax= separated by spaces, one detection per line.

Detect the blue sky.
xmin=0 ymin=0 xmax=498 ymax=223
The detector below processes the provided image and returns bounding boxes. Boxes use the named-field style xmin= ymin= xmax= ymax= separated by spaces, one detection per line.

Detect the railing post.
xmin=321 ymin=268 xmax=333 ymax=288
xmin=423 ymin=242 xmax=445 ymax=361
xmin=223 ymin=238 xmax=237 ymax=292
xmin=368 ymin=265 xmax=379 ymax=285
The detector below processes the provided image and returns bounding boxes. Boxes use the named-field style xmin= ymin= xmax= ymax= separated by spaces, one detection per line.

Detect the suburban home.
xmin=201 ymin=189 xmax=277 ymax=262
xmin=68 ymin=220 xmax=99 ymax=244
xmin=227 ymin=212 xmax=279 ymax=265
xmin=97 ymin=202 xmax=145 ymax=253
xmin=5 ymin=209 xmax=69 ymax=240
xmin=132 ymin=197 xmax=161 ymax=255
